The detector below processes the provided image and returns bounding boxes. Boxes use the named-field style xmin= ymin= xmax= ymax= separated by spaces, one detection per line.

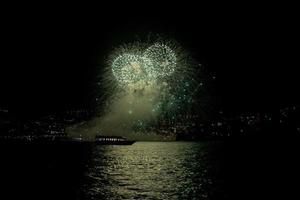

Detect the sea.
xmin=0 ymin=140 xmax=272 ymax=200
xmin=79 ymin=142 xmax=224 ymax=200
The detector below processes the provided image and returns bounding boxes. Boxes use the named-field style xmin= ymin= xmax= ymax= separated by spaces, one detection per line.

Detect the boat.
xmin=95 ymin=135 xmax=135 ymax=145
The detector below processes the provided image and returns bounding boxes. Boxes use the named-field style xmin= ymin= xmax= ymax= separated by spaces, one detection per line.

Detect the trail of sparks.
xmin=88 ymin=38 xmax=210 ymax=139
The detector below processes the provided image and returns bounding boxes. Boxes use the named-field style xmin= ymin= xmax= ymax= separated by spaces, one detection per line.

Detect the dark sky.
xmin=1 ymin=5 xmax=285 ymax=118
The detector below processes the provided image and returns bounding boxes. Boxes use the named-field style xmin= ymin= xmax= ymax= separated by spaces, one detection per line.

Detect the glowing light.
xmin=111 ymin=43 xmax=177 ymax=86
xmin=94 ymin=39 xmax=205 ymax=137
xmin=112 ymin=54 xmax=153 ymax=85
xmin=144 ymin=43 xmax=177 ymax=77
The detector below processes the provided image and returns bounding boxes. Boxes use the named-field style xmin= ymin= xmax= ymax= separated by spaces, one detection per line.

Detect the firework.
xmin=144 ymin=43 xmax=177 ymax=77
xmin=112 ymin=54 xmax=154 ymax=85
xmin=68 ymin=37 xmax=210 ymax=140
xmin=106 ymin=40 xmax=201 ymax=122
xmin=111 ymin=43 xmax=178 ymax=86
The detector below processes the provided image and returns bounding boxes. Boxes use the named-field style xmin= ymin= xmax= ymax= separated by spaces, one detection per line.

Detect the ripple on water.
xmin=80 ymin=142 xmax=223 ymax=200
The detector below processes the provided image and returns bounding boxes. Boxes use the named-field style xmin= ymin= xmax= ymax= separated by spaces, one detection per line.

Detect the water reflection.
xmin=80 ymin=142 xmax=223 ymax=200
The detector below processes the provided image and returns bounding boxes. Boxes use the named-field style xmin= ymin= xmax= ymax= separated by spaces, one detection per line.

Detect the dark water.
xmin=79 ymin=142 xmax=225 ymax=200
xmin=0 ymin=140 xmax=275 ymax=199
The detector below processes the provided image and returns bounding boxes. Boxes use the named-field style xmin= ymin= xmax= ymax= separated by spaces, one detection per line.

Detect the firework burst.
xmin=68 ymin=36 xmax=210 ymax=140
xmin=98 ymin=38 xmax=204 ymax=133
xmin=143 ymin=43 xmax=177 ymax=77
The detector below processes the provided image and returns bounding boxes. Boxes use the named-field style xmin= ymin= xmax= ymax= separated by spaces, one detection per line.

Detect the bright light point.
xmin=91 ymin=38 xmax=202 ymax=139
xmin=112 ymin=54 xmax=153 ymax=85
xmin=144 ymin=43 xmax=177 ymax=77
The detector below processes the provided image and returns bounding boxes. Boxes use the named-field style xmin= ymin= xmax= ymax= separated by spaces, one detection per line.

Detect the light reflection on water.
xmin=80 ymin=142 xmax=223 ymax=200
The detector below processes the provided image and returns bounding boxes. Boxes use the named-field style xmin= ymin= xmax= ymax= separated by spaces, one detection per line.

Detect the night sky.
xmin=1 ymin=6 xmax=284 ymax=118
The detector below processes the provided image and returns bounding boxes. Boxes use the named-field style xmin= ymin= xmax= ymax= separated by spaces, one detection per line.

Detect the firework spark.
xmin=144 ymin=43 xmax=177 ymax=77
xmin=112 ymin=54 xmax=154 ymax=85
xmin=67 ymin=37 xmax=208 ymax=140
